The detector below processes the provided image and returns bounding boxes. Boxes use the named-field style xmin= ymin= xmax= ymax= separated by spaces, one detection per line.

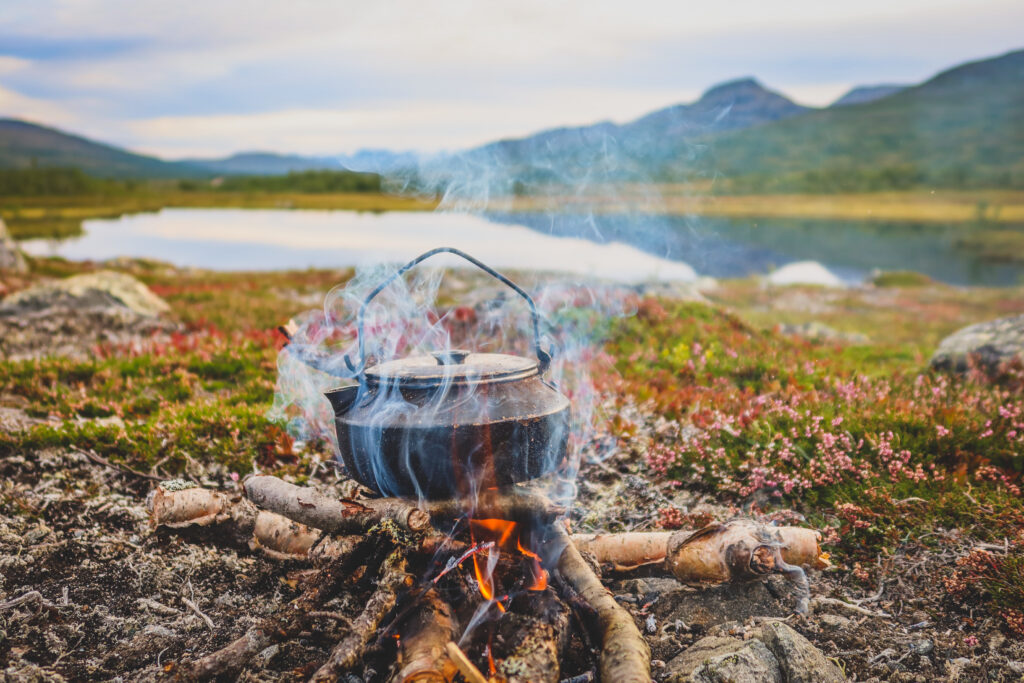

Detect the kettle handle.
xmin=345 ymin=247 xmax=552 ymax=378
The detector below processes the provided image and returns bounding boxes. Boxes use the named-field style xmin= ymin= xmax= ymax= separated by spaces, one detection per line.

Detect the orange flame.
xmin=469 ymin=518 xmax=548 ymax=606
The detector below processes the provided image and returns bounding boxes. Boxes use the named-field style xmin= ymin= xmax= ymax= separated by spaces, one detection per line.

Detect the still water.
xmin=19 ymin=208 xmax=1024 ymax=286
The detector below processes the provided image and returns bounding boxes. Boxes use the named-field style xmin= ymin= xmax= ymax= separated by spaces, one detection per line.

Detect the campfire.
xmin=145 ymin=248 xmax=827 ymax=682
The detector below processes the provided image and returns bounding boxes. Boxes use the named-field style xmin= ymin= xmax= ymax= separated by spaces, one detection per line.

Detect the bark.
xmin=664 ymin=521 xmax=829 ymax=583
xmin=499 ymin=590 xmax=571 ymax=683
xmin=552 ymin=526 xmax=651 ymax=683
xmin=571 ymin=523 xmax=829 ymax=577
xmin=425 ymin=488 xmax=565 ymax=523
xmin=243 ymin=475 xmax=430 ymax=533
xmin=392 ymin=588 xmax=456 ymax=683
xmin=309 ymin=550 xmax=410 ymax=682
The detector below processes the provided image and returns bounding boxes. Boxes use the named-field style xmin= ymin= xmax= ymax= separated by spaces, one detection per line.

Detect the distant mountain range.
xmin=0 ymin=48 xmax=1021 ymax=189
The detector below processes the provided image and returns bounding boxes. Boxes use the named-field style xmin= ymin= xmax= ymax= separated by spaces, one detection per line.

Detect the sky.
xmin=1 ymin=0 xmax=1022 ymax=159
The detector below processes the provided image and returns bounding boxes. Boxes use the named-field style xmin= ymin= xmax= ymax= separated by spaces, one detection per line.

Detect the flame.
xmin=469 ymin=517 xmax=548 ymax=607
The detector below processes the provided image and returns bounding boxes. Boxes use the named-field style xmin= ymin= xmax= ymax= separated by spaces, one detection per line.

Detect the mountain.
xmin=709 ymin=49 xmax=1024 ymax=189
xmin=0 ymin=118 xmax=202 ymax=178
xmin=335 ymin=149 xmax=423 ymax=174
xmin=421 ymin=78 xmax=810 ymax=190
xmin=183 ymin=152 xmax=345 ymax=175
xmin=830 ymin=84 xmax=906 ymax=107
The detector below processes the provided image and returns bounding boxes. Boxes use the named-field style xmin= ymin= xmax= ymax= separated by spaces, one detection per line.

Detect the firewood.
xmin=425 ymin=488 xmax=565 ymax=523
xmin=664 ymin=520 xmax=829 ymax=582
xmin=572 ymin=522 xmax=830 ymax=576
xmin=310 ymin=550 xmax=411 ymax=682
xmin=552 ymin=526 xmax=651 ymax=683
xmin=244 ymin=475 xmax=431 ymax=533
xmin=392 ymin=588 xmax=456 ymax=683
xmin=499 ymin=590 xmax=570 ymax=683
xmin=147 ymin=481 xmax=233 ymax=528
xmin=444 ymin=642 xmax=488 ymax=683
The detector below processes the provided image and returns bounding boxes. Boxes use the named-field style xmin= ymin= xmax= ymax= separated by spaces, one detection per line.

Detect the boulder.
xmin=665 ymin=622 xmax=846 ymax=682
xmin=931 ymin=314 xmax=1024 ymax=373
xmin=777 ymin=321 xmax=868 ymax=345
xmin=0 ymin=218 xmax=29 ymax=274
xmin=766 ymin=261 xmax=844 ymax=288
xmin=0 ymin=270 xmax=169 ymax=317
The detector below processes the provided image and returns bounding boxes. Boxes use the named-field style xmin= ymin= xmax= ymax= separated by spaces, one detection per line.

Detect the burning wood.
xmin=393 ymin=589 xmax=456 ymax=683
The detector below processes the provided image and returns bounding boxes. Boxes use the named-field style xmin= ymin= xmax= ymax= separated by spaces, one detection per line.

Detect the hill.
xmin=830 ymin=84 xmax=906 ymax=107
xmin=421 ymin=78 xmax=809 ymax=192
xmin=182 ymin=152 xmax=345 ymax=175
xmin=0 ymin=119 xmax=202 ymax=178
xmin=708 ymin=49 xmax=1024 ymax=191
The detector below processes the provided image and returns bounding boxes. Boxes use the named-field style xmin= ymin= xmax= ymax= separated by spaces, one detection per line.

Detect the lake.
xmin=18 ymin=208 xmax=1024 ymax=286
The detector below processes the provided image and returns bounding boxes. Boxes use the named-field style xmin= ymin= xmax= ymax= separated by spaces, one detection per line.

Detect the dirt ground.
xmin=2 ymin=437 xmax=1022 ymax=682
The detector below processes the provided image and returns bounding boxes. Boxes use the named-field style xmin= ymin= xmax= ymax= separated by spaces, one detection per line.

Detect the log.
xmin=425 ymin=488 xmax=565 ymax=524
xmin=243 ymin=475 xmax=430 ymax=533
xmin=552 ymin=526 xmax=651 ymax=683
xmin=499 ymin=590 xmax=571 ymax=683
xmin=571 ymin=523 xmax=830 ymax=576
xmin=310 ymin=550 xmax=411 ymax=682
xmin=664 ymin=521 xmax=829 ymax=583
xmin=392 ymin=588 xmax=456 ymax=683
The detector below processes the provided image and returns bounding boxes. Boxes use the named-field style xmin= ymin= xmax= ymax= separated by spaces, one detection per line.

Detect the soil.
xmin=2 ymin=438 xmax=1022 ymax=682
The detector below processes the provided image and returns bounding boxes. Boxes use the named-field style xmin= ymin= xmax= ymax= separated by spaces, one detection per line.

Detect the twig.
xmin=183 ymin=597 xmax=215 ymax=631
xmin=309 ymin=550 xmax=409 ymax=682
xmin=74 ymin=447 xmax=166 ymax=482
xmin=0 ymin=590 xmax=57 ymax=613
xmin=812 ymin=597 xmax=891 ymax=618
xmin=445 ymin=642 xmax=488 ymax=683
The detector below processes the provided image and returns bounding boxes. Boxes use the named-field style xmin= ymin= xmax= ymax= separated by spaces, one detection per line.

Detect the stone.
xmin=817 ymin=614 xmax=852 ymax=631
xmin=766 ymin=261 xmax=844 ymax=287
xmin=0 ymin=270 xmax=169 ymax=317
xmin=0 ymin=218 xmax=29 ymax=274
xmin=778 ymin=321 xmax=869 ymax=345
xmin=931 ymin=314 xmax=1024 ymax=373
xmin=664 ymin=636 xmax=753 ymax=682
xmin=689 ymin=639 xmax=782 ymax=683
xmin=758 ymin=621 xmax=846 ymax=683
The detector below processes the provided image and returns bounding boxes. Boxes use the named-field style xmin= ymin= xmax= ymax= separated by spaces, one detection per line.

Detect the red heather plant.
xmin=944 ymin=548 xmax=1024 ymax=636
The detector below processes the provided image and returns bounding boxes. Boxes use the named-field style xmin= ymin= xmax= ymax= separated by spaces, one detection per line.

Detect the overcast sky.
xmin=1 ymin=0 xmax=1022 ymax=158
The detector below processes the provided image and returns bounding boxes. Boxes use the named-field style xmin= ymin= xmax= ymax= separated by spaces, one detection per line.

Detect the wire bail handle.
xmin=344 ymin=247 xmax=553 ymax=378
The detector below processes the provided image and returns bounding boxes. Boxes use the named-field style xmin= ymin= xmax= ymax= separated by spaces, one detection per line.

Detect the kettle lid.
xmin=364 ymin=350 xmax=537 ymax=388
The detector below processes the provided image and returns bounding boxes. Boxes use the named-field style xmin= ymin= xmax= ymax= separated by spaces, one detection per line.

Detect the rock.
xmin=931 ymin=314 xmax=1024 ymax=373
xmin=0 ymin=270 xmax=169 ymax=317
xmin=665 ymin=622 xmax=846 ymax=682
xmin=0 ymin=270 xmax=178 ymax=361
xmin=817 ymin=614 xmax=852 ymax=631
xmin=766 ymin=261 xmax=844 ymax=287
xmin=758 ymin=621 xmax=845 ymax=683
xmin=689 ymin=640 xmax=782 ymax=683
xmin=0 ymin=218 xmax=29 ymax=274
xmin=777 ymin=321 xmax=869 ymax=345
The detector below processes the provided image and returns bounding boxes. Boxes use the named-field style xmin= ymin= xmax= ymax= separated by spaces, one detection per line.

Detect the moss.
xmin=871 ymin=270 xmax=935 ymax=287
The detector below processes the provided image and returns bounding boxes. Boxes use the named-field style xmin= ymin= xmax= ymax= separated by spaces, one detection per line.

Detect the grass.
xmin=1 ymin=191 xmax=439 ymax=240
xmin=1 ymin=259 xmax=1023 ymax=630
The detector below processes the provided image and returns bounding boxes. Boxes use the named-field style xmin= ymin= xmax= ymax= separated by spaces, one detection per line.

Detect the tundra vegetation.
xmin=2 ymin=256 xmax=1024 ymax=658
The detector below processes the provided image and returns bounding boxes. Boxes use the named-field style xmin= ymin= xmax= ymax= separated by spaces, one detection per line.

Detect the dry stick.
xmin=244 ymin=475 xmax=430 ymax=533
xmin=499 ymin=590 xmax=571 ymax=683
xmin=392 ymin=588 xmax=456 ymax=683
xmin=426 ymin=488 xmax=565 ymax=524
xmin=444 ymin=642 xmax=488 ymax=683
xmin=552 ymin=526 xmax=651 ymax=683
xmin=180 ymin=536 xmax=381 ymax=680
xmin=74 ymin=447 xmax=167 ymax=482
xmin=309 ymin=550 xmax=410 ymax=683
xmin=0 ymin=590 xmax=58 ymax=613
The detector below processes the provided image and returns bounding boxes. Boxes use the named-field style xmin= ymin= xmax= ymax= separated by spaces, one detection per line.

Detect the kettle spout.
xmin=325 ymin=384 xmax=360 ymax=416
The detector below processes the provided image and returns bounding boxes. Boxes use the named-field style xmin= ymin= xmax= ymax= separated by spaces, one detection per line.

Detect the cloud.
xmin=1 ymin=0 xmax=1022 ymax=156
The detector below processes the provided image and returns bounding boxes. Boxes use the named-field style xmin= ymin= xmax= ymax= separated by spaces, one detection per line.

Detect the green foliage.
xmin=871 ymin=270 xmax=934 ymax=287
xmin=209 ymin=170 xmax=382 ymax=194
xmin=0 ymin=167 xmax=128 ymax=196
